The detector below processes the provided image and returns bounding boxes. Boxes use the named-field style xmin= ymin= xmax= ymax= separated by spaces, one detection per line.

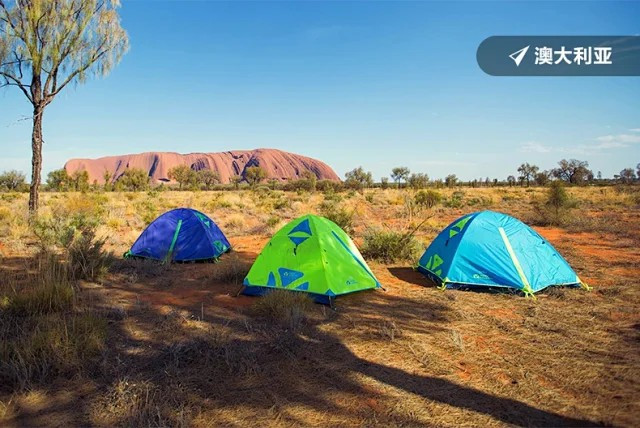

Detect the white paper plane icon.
xmin=509 ymin=45 xmax=530 ymax=67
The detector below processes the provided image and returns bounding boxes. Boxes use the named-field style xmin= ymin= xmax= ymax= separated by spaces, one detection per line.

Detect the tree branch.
xmin=0 ymin=70 xmax=32 ymax=103
xmin=44 ymin=1 xmax=96 ymax=97
xmin=49 ymin=41 xmax=108 ymax=99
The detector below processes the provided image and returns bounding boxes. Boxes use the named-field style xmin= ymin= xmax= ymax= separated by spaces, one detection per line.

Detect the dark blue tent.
xmin=125 ymin=208 xmax=231 ymax=262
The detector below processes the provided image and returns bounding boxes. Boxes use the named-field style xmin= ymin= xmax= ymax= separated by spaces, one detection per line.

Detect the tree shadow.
xmin=1 ymin=254 xmax=602 ymax=427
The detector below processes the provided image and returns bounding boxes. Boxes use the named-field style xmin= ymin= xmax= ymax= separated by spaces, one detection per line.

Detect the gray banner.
xmin=477 ymin=36 xmax=640 ymax=76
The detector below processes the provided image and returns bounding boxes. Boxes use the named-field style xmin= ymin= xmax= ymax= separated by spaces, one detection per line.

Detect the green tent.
xmin=242 ymin=214 xmax=381 ymax=303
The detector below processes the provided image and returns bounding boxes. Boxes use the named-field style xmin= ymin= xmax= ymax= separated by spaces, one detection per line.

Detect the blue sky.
xmin=1 ymin=0 xmax=639 ymax=181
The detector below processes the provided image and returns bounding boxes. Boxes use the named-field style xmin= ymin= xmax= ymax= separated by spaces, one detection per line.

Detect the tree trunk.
xmin=29 ymin=105 xmax=44 ymax=213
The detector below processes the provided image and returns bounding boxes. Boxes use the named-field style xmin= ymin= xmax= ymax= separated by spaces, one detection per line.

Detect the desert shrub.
xmin=323 ymin=189 xmax=342 ymax=203
xmin=266 ymin=215 xmax=280 ymax=228
xmin=116 ymin=168 xmax=150 ymax=191
xmin=361 ymin=229 xmax=421 ymax=263
xmin=415 ymin=190 xmax=442 ymax=209
xmin=317 ymin=179 xmax=342 ymax=193
xmin=135 ymin=199 xmax=158 ymax=225
xmin=33 ymin=211 xmax=94 ymax=248
xmin=34 ymin=194 xmax=107 ymax=248
xmin=467 ymin=197 xmax=492 ymax=207
xmin=273 ymin=197 xmax=290 ymax=211
xmin=286 ymin=173 xmax=316 ymax=192
xmin=402 ymin=193 xmax=418 ymax=219
xmin=533 ymin=181 xmax=575 ymax=226
xmin=0 ymin=192 xmax=20 ymax=202
xmin=319 ymin=202 xmax=354 ymax=234
xmin=250 ymin=290 xmax=313 ymax=331
xmin=443 ymin=191 xmax=464 ymax=208
xmin=68 ymin=227 xmax=113 ymax=281
xmin=253 ymin=185 xmax=271 ymax=198
xmin=0 ymin=170 xmax=26 ymax=191
xmin=65 ymin=193 xmax=108 ymax=217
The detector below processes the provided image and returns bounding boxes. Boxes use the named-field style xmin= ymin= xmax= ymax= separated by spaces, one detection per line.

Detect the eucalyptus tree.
xmin=0 ymin=0 xmax=128 ymax=212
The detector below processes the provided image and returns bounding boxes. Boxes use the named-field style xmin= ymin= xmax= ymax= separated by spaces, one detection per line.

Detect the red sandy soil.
xmin=3 ymin=219 xmax=639 ymax=426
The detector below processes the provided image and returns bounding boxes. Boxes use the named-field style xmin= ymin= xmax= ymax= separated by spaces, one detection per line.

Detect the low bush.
xmin=319 ymin=202 xmax=354 ymax=234
xmin=266 ymin=215 xmax=280 ymax=228
xmin=33 ymin=197 xmax=104 ymax=249
xmin=533 ymin=181 xmax=577 ymax=226
xmin=317 ymin=179 xmax=342 ymax=193
xmin=0 ymin=192 xmax=20 ymax=202
xmin=361 ymin=228 xmax=421 ymax=263
xmin=443 ymin=191 xmax=465 ymax=208
xmin=135 ymin=199 xmax=158 ymax=225
xmin=68 ymin=227 xmax=113 ymax=282
xmin=414 ymin=190 xmax=442 ymax=209
xmin=323 ymin=190 xmax=342 ymax=203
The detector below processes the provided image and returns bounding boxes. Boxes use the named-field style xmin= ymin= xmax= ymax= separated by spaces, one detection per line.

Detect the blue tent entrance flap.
xmin=126 ymin=208 xmax=231 ymax=262
xmin=416 ymin=211 xmax=585 ymax=294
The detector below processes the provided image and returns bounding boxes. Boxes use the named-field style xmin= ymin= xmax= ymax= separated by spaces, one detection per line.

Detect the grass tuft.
xmin=250 ymin=290 xmax=313 ymax=331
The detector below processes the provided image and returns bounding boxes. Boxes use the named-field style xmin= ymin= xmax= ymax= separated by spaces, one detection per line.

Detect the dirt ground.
xmin=0 ymin=187 xmax=638 ymax=427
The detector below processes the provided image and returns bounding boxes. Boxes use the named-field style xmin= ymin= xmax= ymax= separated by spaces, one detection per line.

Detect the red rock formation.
xmin=64 ymin=148 xmax=340 ymax=184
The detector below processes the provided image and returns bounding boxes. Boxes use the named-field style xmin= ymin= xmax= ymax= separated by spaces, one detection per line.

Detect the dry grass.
xmin=91 ymin=379 xmax=191 ymax=427
xmin=207 ymin=252 xmax=251 ymax=287
xmin=0 ymin=253 xmax=107 ymax=392
xmin=0 ymin=186 xmax=638 ymax=426
xmin=250 ymin=289 xmax=313 ymax=331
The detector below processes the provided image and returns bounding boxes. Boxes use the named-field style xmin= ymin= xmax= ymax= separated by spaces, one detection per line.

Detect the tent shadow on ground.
xmin=1 ymin=255 xmax=602 ymax=427
xmin=387 ymin=266 xmax=437 ymax=287
xmin=387 ymin=267 xmax=526 ymax=297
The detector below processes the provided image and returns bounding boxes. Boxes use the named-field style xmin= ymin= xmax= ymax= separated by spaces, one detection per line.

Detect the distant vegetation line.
xmin=0 ymin=158 xmax=638 ymax=193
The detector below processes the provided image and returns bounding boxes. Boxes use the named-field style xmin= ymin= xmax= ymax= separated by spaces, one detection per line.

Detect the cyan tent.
xmin=416 ymin=211 xmax=588 ymax=295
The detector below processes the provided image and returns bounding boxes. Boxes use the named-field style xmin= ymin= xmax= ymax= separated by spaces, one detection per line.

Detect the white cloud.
xmin=520 ymin=141 xmax=588 ymax=155
xmin=595 ymin=133 xmax=640 ymax=148
xmin=628 ymin=128 xmax=640 ymax=133
xmin=520 ymin=141 xmax=552 ymax=153
xmin=520 ymin=133 xmax=640 ymax=156
xmin=593 ymin=141 xmax=629 ymax=150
